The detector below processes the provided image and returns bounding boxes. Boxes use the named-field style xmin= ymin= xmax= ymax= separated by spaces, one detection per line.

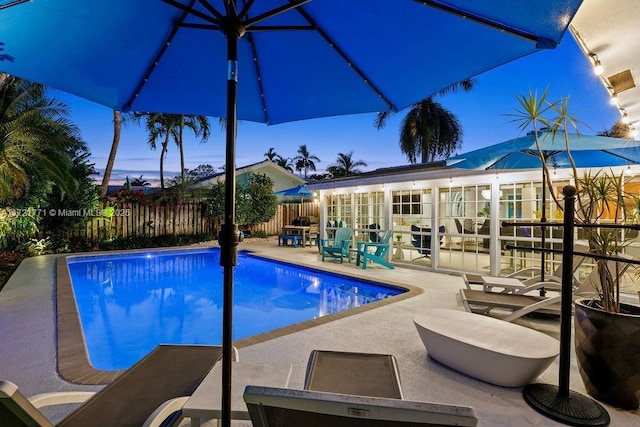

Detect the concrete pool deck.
xmin=1 ymin=240 xmax=639 ymax=426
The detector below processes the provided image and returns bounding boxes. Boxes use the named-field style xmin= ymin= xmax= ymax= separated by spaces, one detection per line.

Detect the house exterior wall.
xmin=312 ymin=165 xmax=637 ymax=278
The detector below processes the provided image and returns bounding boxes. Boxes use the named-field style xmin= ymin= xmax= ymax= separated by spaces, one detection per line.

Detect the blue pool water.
xmin=66 ymin=248 xmax=406 ymax=370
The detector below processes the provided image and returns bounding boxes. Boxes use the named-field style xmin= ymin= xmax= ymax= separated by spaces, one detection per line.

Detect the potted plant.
xmin=572 ymin=169 xmax=640 ymax=409
xmin=511 ymin=90 xmax=640 ymax=409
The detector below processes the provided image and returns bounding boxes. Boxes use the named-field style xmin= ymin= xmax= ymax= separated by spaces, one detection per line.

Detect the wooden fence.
xmin=251 ymin=202 xmax=319 ymax=236
xmin=63 ymin=201 xmax=319 ymax=241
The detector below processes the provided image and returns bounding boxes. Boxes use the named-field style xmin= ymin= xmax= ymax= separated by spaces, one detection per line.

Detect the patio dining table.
xmin=281 ymin=225 xmax=312 ymax=247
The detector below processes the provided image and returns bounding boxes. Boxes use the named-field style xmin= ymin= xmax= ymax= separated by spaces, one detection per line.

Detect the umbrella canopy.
xmin=274 ymin=184 xmax=313 ymax=198
xmin=446 ymin=129 xmax=640 ymax=170
xmin=1 ymin=1 xmax=582 ymax=123
xmin=0 ymin=1 xmax=584 ymax=425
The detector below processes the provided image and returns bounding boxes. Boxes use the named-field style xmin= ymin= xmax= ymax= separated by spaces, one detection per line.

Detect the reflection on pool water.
xmin=66 ymin=248 xmax=406 ymax=370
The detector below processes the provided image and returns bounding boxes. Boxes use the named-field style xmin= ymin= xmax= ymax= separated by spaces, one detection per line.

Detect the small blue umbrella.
xmin=0 ymin=2 xmax=586 ymax=424
xmin=274 ymin=185 xmax=313 ymax=198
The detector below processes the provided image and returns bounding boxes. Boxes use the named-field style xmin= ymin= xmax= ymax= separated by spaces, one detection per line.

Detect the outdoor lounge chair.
xmin=320 ymin=227 xmax=353 ymax=263
xmin=355 ymin=230 xmax=394 ymax=270
xmin=462 ymin=244 xmax=589 ymax=293
xmin=243 ymin=386 xmax=478 ymax=426
xmin=303 ymin=350 xmax=403 ymax=399
xmin=410 ymin=225 xmax=445 ymax=261
xmin=0 ymin=344 xmax=225 ymax=427
xmin=459 ymin=257 xmax=632 ymax=322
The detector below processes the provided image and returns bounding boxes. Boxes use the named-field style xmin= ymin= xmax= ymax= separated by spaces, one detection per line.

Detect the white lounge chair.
xmin=243 ymin=386 xmax=478 ymax=426
xmin=460 ymin=257 xmax=631 ymax=322
xmin=0 ymin=345 xmax=224 ymax=427
xmin=462 ymin=244 xmax=588 ymax=294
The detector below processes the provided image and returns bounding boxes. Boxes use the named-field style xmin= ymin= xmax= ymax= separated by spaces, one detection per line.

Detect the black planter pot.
xmin=574 ymin=298 xmax=640 ymax=410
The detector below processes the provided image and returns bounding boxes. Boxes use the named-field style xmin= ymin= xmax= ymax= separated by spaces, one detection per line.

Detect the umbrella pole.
xmin=523 ymin=186 xmax=609 ymax=426
xmin=219 ymin=28 xmax=241 ymax=427
xmin=540 ymin=168 xmax=546 ymax=295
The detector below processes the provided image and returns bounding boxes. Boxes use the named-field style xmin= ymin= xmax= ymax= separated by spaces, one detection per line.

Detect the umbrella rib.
xmin=245 ymin=31 xmax=270 ymax=123
xmin=178 ymin=22 xmax=221 ymax=30
xmin=125 ymin=0 xmax=203 ymax=112
xmin=162 ymin=0 xmax=222 ymax=26
xmin=601 ymin=149 xmax=640 ymax=165
xmin=238 ymin=0 xmax=257 ymax=20
xmin=0 ymin=0 xmax=30 ymax=10
xmin=485 ymin=153 xmax=514 ymax=170
xmin=413 ymin=0 xmax=556 ymax=47
xmin=198 ymin=0 xmax=226 ymax=22
xmin=242 ymin=0 xmax=311 ymax=29
xmin=247 ymin=25 xmax=314 ymax=31
xmin=291 ymin=4 xmax=395 ymax=112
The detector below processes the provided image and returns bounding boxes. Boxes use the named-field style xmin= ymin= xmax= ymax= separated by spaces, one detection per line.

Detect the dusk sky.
xmin=55 ymin=32 xmax=621 ymax=186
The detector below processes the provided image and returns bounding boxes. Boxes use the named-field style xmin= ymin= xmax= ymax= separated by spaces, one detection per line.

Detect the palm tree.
xmin=174 ymin=115 xmax=211 ymax=189
xmin=100 ymin=110 xmax=122 ymax=199
xmin=328 ymin=152 xmax=367 ymax=177
xmin=0 ymin=76 xmax=79 ymax=200
xmin=129 ymin=175 xmax=151 ymax=187
xmin=292 ymin=144 xmax=320 ymax=179
xmin=264 ymin=147 xmax=279 ymax=161
xmin=131 ymin=112 xmax=180 ymax=192
xmin=375 ymin=79 xmax=474 ymax=164
xmin=275 ymin=155 xmax=294 ymax=173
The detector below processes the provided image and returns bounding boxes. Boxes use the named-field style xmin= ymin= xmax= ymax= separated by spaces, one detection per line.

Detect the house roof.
xmin=193 ymin=160 xmax=304 ymax=185
xmin=570 ymin=0 xmax=640 ymax=134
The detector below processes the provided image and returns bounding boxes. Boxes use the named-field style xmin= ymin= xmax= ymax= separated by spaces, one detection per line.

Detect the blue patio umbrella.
xmin=447 ymin=129 xmax=640 ymax=170
xmin=447 ymin=128 xmax=640 ymax=229
xmin=0 ymin=1 xmax=586 ymax=425
xmin=274 ymin=184 xmax=313 ymax=198
xmin=447 ymin=129 xmax=640 ymax=279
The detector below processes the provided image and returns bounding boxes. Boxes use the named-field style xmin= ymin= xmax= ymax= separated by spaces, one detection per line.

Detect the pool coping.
xmin=56 ymin=247 xmax=422 ymax=384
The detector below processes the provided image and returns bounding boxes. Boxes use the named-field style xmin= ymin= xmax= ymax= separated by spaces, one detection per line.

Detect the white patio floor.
xmin=0 ymin=239 xmax=638 ymax=426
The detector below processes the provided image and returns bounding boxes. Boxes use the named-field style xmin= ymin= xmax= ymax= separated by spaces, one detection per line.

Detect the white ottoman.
xmin=413 ymin=309 xmax=559 ymax=387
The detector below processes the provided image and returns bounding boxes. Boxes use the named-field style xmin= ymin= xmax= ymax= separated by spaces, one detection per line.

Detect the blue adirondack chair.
xmin=356 ymin=230 xmax=394 ymax=270
xmin=320 ymin=227 xmax=353 ymax=263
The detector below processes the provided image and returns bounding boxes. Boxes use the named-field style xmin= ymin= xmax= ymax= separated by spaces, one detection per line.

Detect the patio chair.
xmin=243 ymin=386 xmax=478 ymax=426
xmin=320 ymin=227 xmax=353 ymax=263
xmin=355 ymin=230 xmax=394 ymax=270
xmin=0 ymin=344 xmax=225 ymax=427
xmin=459 ymin=257 xmax=632 ymax=322
xmin=367 ymin=223 xmax=381 ymax=242
xmin=410 ymin=225 xmax=445 ymax=261
xmin=303 ymin=350 xmax=403 ymax=399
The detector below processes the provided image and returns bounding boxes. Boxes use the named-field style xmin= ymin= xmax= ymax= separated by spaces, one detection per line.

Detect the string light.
xmin=590 ymin=53 xmax=603 ymax=76
xmin=621 ymin=110 xmax=629 ymax=124
xmin=609 ymin=90 xmax=619 ymax=106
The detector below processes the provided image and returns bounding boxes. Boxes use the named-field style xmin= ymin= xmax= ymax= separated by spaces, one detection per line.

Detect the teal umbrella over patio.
xmin=0 ymin=1 xmax=587 ymax=425
xmin=274 ymin=184 xmax=313 ymax=199
xmin=447 ymin=128 xmax=640 ymax=285
xmin=446 ymin=129 xmax=640 ymax=170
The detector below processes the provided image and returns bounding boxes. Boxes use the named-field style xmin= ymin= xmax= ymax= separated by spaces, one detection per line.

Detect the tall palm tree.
xmin=328 ymin=151 xmax=367 ymax=177
xmin=275 ymin=155 xmax=294 ymax=173
xmin=375 ymin=79 xmax=474 ymax=164
xmin=0 ymin=75 xmax=79 ymax=200
xmin=132 ymin=112 xmax=180 ymax=192
xmin=100 ymin=110 xmax=121 ymax=199
xmin=264 ymin=147 xmax=279 ymax=161
xmin=174 ymin=115 xmax=211 ymax=189
xmin=292 ymin=144 xmax=320 ymax=179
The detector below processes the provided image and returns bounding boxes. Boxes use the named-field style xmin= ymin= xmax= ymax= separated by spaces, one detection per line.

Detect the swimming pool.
xmin=66 ymin=248 xmax=407 ymax=370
